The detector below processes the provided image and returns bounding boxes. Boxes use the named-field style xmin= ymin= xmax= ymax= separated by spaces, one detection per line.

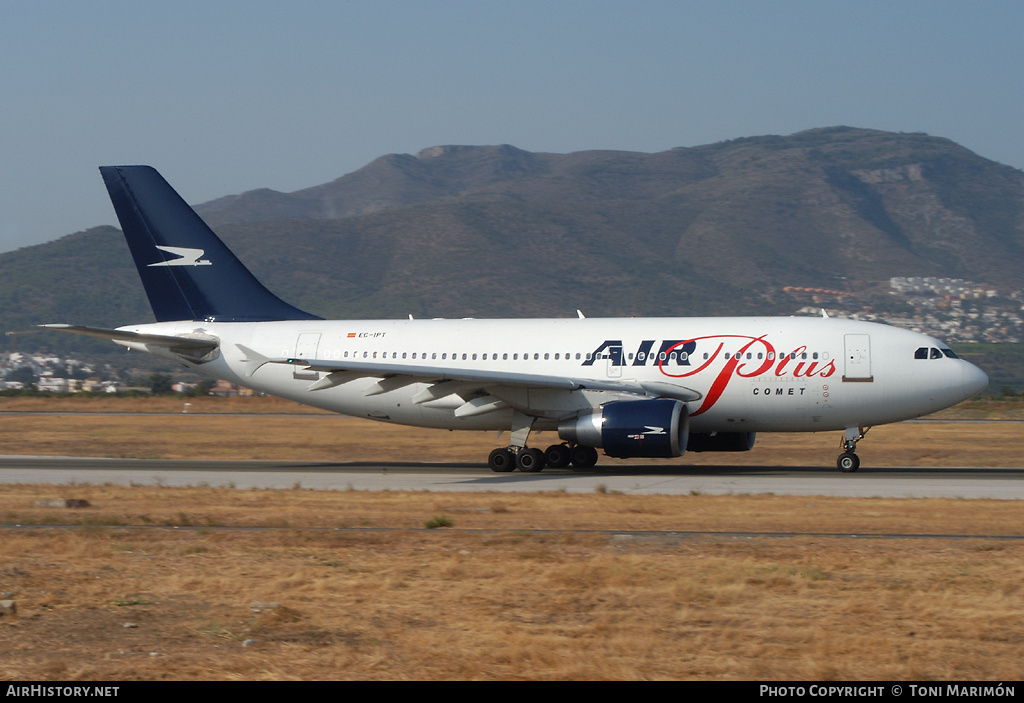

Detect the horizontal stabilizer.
xmin=39 ymin=324 xmax=219 ymax=360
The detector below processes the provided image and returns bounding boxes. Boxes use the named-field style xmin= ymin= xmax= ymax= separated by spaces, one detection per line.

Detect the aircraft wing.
xmin=267 ymin=354 xmax=702 ymax=415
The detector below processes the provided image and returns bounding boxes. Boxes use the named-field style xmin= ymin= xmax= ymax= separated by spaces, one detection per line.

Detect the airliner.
xmin=43 ymin=166 xmax=989 ymax=473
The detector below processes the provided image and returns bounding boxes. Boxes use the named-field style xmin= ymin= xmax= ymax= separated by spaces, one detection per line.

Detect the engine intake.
xmin=558 ymin=398 xmax=689 ymax=458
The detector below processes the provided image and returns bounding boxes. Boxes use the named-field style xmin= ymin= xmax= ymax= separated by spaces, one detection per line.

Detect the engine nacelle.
xmin=685 ymin=432 xmax=756 ymax=452
xmin=558 ymin=398 xmax=689 ymax=458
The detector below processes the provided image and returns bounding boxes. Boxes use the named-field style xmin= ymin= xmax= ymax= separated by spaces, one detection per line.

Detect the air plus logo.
xmin=147 ymin=246 xmax=212 ymax=267
xmin=584 ymin=335 xmax=836 ymax=416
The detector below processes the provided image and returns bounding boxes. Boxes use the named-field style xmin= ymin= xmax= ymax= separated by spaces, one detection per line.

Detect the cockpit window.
xmin=916 ymin=346 xmax=957 ymax=360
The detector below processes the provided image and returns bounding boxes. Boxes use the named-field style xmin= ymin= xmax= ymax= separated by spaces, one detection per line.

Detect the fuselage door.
xmin=293 ymin=332 xmax=322 ymax=380
xmin=842 ymin=333 xmax=873 ymax=382
xmin=605 ymin=346 xmax=623 ymax=378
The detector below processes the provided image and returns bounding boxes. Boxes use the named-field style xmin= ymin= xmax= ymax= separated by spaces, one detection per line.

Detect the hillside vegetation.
xmin=3 ymin=127 xmax=1023 ymax=362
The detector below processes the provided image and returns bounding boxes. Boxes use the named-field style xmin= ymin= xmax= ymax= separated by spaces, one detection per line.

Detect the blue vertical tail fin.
xmin=100 ymin=165 xmax=320 ymax=322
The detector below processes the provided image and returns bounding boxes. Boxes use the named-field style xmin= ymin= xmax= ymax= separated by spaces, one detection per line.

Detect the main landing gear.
xmin=488 ymin=410 xmax=600 ymax=473
xmin=487 ymin=443 xmax=599 ymax=472
xmin=837 ymin=426 xmax=870 ymax=472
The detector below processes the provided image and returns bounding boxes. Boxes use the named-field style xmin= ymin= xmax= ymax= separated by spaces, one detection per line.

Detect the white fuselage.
xmin=118 ymin=315 xmax=988 ymax=435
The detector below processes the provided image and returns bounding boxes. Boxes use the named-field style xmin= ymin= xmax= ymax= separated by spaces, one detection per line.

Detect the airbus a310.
xmin=43 ymin=166 xmax=989 ymax=472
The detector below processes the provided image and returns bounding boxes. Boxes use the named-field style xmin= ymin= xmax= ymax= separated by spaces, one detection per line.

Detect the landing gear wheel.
xmin=488 ymin=448 xmax=515 ymax=472
xmin=570 ymin=445 xmax=599 ymax=469
xmin=516 ymin=447 xmax=546 ymax=473
xmin=837 ymin=451 xmax=860 ymax=473
xmin=544 ymin=444 xmax=571 ymax=469
xmin=837 ymin=426 xmax=869 ymax=473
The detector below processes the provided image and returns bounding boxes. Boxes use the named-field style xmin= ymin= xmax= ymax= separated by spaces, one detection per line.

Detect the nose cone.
xmin=962 ymin=361 xmax=989 ymax=399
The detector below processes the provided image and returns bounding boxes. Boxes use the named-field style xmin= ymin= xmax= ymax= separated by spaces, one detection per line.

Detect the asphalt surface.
xmin=2 ymin=455 xmax=1022 ymax=498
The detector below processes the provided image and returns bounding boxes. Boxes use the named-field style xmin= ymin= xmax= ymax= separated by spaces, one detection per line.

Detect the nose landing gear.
xmin=837 ymin=426 xmax=870 ymax=472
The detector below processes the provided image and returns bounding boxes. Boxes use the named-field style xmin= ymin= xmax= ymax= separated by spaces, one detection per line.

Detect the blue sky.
xmin=2 ymin=1 xmax=1022 ymax=253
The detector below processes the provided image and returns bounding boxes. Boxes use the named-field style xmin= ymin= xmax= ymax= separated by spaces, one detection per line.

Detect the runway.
xmin=2 ymin=455 xmax=1022 ymax=499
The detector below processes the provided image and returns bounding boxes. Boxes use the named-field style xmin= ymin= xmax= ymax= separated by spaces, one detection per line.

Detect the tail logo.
xmin=148 ymin=246 xmax=212 ymax=267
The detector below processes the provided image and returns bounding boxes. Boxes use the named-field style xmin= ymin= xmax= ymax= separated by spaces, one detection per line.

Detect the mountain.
xmin=4 ymin=127 xmax=1024 ymax=360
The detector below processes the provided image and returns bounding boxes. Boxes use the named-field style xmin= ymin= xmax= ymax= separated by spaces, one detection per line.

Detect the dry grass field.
xmin=1 ymin=395 xmax=1023 ymax=466
xmin=2 ymin=487 xmax=1023 ymax=681
xmin=1 ymin=396 xmax=1022 ymax=680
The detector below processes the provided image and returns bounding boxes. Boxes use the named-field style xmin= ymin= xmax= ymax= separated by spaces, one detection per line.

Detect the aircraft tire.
xmin=516 ymin=447 xmax=546 ymax=473
xmin=488 ymin=448 xmax=515 ymax=472
xmin=570 ymin=445 xmax=599 ymax=469
xmin=544 ymin=444 xmax=572 ymax=469
xmin=837 ymin=451 xmax=860 ymax=473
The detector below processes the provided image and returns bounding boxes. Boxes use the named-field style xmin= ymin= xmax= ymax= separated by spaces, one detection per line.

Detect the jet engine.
xmin=558 ymin=398 xmax=689 ymax=458
xmin=685 ymin=432 xmax=756 ymax=452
